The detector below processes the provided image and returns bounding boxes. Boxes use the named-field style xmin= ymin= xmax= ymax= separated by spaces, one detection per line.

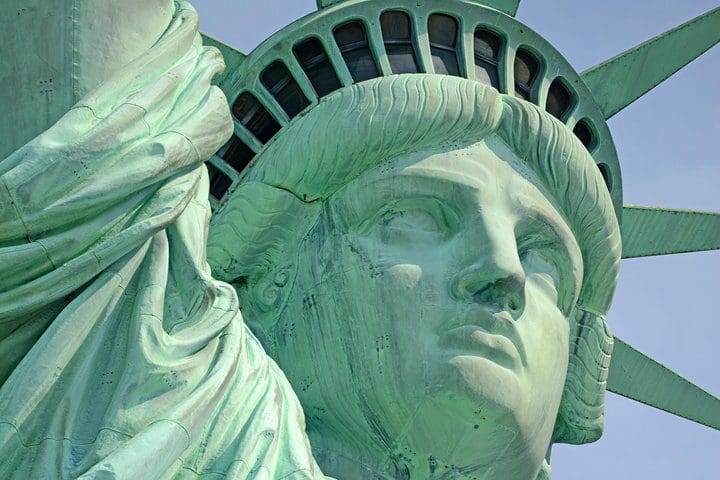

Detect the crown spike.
xmin=317 ymin=0 xmax=521 ymax=16
xmin=582 ymin=7 xmax=720 ymax=120
xmin=622 ymin=206 xmax=720 ymax=258
xmin=608 ymin=338 xmax=720 ymax=431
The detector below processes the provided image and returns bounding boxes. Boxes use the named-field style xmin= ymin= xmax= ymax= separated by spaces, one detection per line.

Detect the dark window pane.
xmin=343 ymin=49 xmax=381 ymax=82
xmin=232 ymin=92 xmax=281 ymax=144
xmin=546 ymin=78 xmax=574 ymax=120
xmin=385 ymin=44 xmax=419 ymax=74
xmin=333 ymin=21 xmax=380 ymax=82
xmin=514 ymin=49 xmax=538 ymax=85
xmin=381 ymin=10 xmax=412 ymax=40
xmin=293 ymin=38 xmax=342 ymax=98
xmin=514 ymin=48 xmax=540 ymax=101
xmin=474 ymin=28 xmax=502 ymax=60
xmin=429 ymin=14 xmax=460 ymax=76
xmin=222 ymin=136 xmax=255 ymax=173
xmin=380 ymin=11 xmax=419 ymax=74
xmin=334 ymin=21 xmax=365 ymax=45
xmin=597 ymin=163 xmax=612 ymax=189
xmin=432 ymin=48 xmax=461 ymax=76
xmin=474 ymin=28 xmax=502 ymax=88
xmin=261 ymin=61 xmax=310 ymax=119
xmin=573 ymin=119 xmax=595 ymax=150
xmin=474 ymin=61 xmax=500 ymax=88
xmin=207 ymin=163 xmax=233 ymax=200
xmin=428 ymin=14 xmax=457 ymax=47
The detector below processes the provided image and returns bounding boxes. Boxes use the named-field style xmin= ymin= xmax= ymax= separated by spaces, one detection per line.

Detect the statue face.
xmin=271 ymin=137 xmax=583 ymax=476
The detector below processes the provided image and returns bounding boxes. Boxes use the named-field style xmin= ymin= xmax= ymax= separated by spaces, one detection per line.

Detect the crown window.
xmin=380 ymin=10 xmax=419 ymax=74
xmin=333 ymin=21 xmax=380 ymax=82
xmin=473 ymin=28 xmax=502 ymax=89
xmin=222 ymin=136 xmax=255 ymax=173
xmin=232 ymin=92 xmax=281 ymax=144
xmin=546 ymin=78 xmax=575 ymax=120
xmin=428 ymin=14 xmax=461 ymax=76
xmin=293 ymin=37 xmax=343 ymax=98
xmin=573 ymin=119 xmax=596 ymax=151
xmin=261 ymin=61 xmax=310 ymax=119
xmin=207 ymin=163 xmax=233 ymax=200
xmin=597 ymin=163 xmax=612 ymax=189
xmin=514 ymin=48 xmax=540 ymax=101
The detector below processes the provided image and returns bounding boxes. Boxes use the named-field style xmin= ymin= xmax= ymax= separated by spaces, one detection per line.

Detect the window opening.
xmin=597 ymin=163 xmax=612 ymax=189
xmin=473 ymin=28 xmax=502 ymax=88
xmin=380 ymin=10 xmax=419 ymax=74
xmin=573 ymin=119 xmax=596 ymax=150
xmin=428 ymin=14 xmax=460 ymax=76
xmin=207 ymin=163 xmax=233 ymax=200
xmin=293 ymin=38 xmax=343 ymax=98
xmin=514 ymin=48 xmax=540 ymax=101
xmin=261 ymin=61 xmax=310 ymax=119
xmin=232 ymin=92 xmax=281 ymax=144
xmin=222 ymin=136 xmax=255 ymax=173
xmin=546 ymin=78 xmax=574 ymax=120
xmin=333 ymin=21 xmax=380 ymax=82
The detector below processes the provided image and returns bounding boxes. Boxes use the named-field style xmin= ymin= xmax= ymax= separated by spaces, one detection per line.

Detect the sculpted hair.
xmin=208 ymin=74 xmax=621 ymax=446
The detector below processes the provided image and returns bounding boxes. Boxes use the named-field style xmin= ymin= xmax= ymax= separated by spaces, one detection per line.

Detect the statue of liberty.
xmin=0 ymin=1 xmax=718 ymax=478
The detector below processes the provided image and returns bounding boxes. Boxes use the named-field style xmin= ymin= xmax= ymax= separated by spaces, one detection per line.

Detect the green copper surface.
xmin=582 ymin=7 xmax=720 ymax=120
xmin=0 ymin=0 xmax=174 ymax=160
xmin=622 ymin=206 xmax=720 ymax=258
xmin=608 ymin=338 xmax=720 ymax=432
xmin=1 ymin=0 xmax=719 ymax=478
xmin=208 ymin=74 xmax=622 ymax=478
xmin=0 ymin=4 xmax=325 ymax=478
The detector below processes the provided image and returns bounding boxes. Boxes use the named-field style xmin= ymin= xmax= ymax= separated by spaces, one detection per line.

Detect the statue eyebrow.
xmin=330 ymin=173 xmax=473 ymax=230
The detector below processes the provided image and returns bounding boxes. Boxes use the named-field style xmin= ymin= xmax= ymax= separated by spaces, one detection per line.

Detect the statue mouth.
xmin=439 ymin=326 xmax=522 ymax=371
xmin=437 ymin=309 xmax=526 ymax=371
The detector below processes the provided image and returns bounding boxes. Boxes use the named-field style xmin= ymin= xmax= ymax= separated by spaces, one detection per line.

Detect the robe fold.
xmin=0 ymin=3 xmax=324 ymax=478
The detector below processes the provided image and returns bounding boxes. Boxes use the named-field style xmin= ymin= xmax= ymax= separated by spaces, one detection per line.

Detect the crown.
xmin=203 ymin=0 xmax=626 ymax=210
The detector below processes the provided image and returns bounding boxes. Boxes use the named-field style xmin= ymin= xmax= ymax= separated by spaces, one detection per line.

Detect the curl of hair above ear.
xmin=207 ymin=181 xmax=321 ymax=285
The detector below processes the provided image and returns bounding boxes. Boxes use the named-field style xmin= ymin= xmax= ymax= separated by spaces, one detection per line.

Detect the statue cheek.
xmin=386 ymin=264 xmax=423 ymax=291
xmin=518 ymin=283 xmax=570 ymax=381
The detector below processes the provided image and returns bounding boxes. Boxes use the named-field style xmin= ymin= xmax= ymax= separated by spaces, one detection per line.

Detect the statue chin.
xmin=244 ymin=140 xmax=579 ymax=479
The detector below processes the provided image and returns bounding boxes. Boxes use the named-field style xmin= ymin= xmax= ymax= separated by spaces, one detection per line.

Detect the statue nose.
xmin=452 ymin=255 xmax=526 ymax=317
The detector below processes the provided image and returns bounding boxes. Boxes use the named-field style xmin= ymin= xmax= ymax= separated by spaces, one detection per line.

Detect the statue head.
xmin=208 ymin=75 xmax=621 ymax=479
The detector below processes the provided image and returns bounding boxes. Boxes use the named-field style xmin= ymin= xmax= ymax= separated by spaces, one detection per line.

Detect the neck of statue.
xmin=310 ymin=427 xmax=545 ymax=480
xmin=311 ymin=433 xmax=416 ymax=479
xmin=311 ymin=434 xmax=471 ymax=480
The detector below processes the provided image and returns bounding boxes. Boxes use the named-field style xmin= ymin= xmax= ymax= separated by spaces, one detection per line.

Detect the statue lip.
xmin=437 ymin=309 xmax=527 ymax=370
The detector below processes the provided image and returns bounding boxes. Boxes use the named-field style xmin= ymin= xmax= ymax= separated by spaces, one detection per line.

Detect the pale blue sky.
xmin=195 ymin=1 xmax=720 ymax=478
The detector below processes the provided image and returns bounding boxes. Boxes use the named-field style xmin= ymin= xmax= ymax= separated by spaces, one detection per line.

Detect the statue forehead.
xmin=333 ymin=136 xmax=568 ymax=220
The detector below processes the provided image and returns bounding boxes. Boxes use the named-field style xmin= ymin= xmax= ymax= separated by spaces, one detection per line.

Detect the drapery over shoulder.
xmin=0 ymin=3 xmax=324 ymax=478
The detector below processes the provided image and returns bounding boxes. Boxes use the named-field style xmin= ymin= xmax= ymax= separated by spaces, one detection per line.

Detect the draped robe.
xmin=0 ymin=3 xmax=324 ymax=478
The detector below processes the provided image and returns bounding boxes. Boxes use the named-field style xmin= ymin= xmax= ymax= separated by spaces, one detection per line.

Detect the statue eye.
xmin=519 ymin=249 xmax=561 ymax=302
xmin=366 ymin=198 xmax=458 ymax=244
xmin=382 ymin=209 xmax=438 ymax=230
xmin=517 ymin=237 xmax=575 ymax=315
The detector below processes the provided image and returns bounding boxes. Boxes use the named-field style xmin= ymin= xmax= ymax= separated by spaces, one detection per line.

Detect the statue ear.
xmin=253 ymin=267 xmax=291 ymax=313
xmin=242 ymin=266 xmax=293 ymax=357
